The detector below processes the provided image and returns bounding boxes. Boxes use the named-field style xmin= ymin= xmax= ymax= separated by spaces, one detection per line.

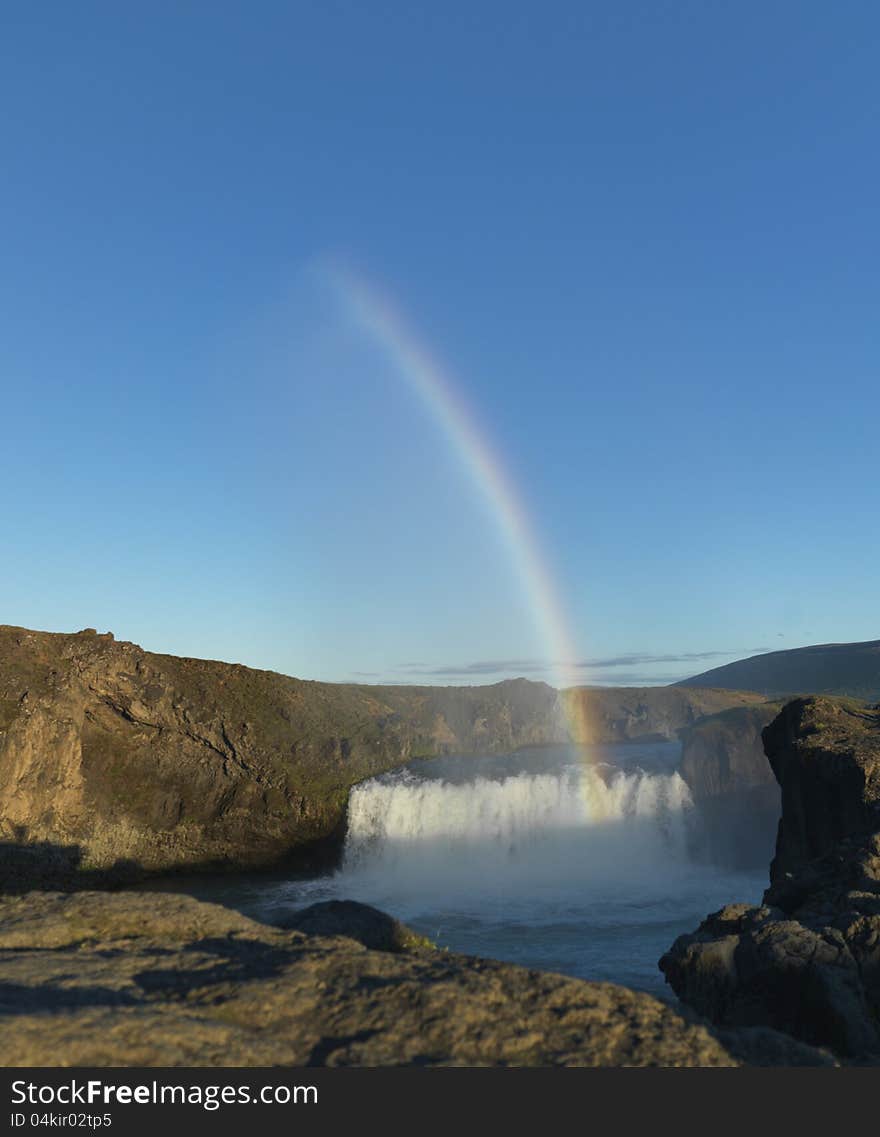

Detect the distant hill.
xmin=677 ymin=640 xmax=880 ymax=701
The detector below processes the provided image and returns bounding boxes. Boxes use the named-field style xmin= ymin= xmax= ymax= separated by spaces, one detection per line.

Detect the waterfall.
xmin=249 ymin=745 xmax=766 ymax=996
xmin=338 ymin=763 xmax=695 ymax=902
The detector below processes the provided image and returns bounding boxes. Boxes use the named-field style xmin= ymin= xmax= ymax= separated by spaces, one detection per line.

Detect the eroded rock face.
xmin=0 ymin=625 xmax=766 ymax=883
xmin=678 ymin=703 xmax=782 ymax=868
xmin=763 ymin=698 xmax=880 ymax=910
xmin=660 ymin=697 xmax=880 ymax=1060
xmin=0 ymin=890 xmax=756 ymax=1067
xmin=660 ymin=903 xmax=879 ymax=1057
xmin=564 ymin=685 xmax=766 ymax=745
xmin=0 ymin=627 xmax=568 ymax=882
xmin=680 ymin=704 xmax=782 ymax=800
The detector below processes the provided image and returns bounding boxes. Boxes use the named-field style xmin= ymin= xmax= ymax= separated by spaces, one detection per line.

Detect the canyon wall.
xmin=0 ymin=624 xmax=762 ymax=882
xmin=661 ymin=696 xmax=880 ymax=1060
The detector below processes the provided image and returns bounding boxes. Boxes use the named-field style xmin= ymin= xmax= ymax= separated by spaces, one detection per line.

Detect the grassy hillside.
xmin=677 ymin=640 xmax=880 ymax=700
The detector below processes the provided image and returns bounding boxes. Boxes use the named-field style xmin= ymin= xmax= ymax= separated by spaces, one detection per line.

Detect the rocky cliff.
xmin=678 ymin=703 xmax=782 ymax=868
xmin=763 ymin=697 xmax=880 ymax=911
xmin=680 ymin=703 xmax=783 ymax=800
xmin=660 ymin=697 xmax=880 ymax=1060
xmin=0 ymin=626 xmax=562 ymax=883
xmin=564 ymin=684 xmax=766 ymax=744
xmin=0 ymin=624 xmax=763 ymax=884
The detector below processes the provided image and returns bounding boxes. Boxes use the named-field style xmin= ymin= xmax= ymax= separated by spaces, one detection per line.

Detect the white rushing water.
xmin=244 ymin=745 xmax=768 ymax=996
xmin=341 ymin=763 xmax=695 ymax=899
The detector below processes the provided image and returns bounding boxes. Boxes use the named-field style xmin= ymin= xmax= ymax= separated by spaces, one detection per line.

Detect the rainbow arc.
xmin=324 ymin=262 xmax=593 ymax=752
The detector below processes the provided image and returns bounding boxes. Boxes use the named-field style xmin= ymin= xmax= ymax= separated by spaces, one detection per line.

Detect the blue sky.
xmin=2 ymin=1 xmax=878 ymax=686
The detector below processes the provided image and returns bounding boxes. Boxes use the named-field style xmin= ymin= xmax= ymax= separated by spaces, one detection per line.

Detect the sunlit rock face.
xmin=0 ymin=627 xmax=568 ymax=882
xmin=661 ymin=697 xmax=880 ymax=1060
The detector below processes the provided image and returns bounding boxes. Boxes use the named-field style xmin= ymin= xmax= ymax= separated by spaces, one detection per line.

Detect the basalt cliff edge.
xmin=662 ymin=696 xmax=880 ymax=1061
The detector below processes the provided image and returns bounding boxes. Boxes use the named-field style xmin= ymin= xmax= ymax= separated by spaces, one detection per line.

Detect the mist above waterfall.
xmin=341 ymin=754 xmax=695 ymax=900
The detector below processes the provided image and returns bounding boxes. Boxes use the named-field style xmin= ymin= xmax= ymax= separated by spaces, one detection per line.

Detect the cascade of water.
xmin=338 ymin=764 xmax=695 ymax=900
xmin=246 ymin=748 xmax=766 ymax=995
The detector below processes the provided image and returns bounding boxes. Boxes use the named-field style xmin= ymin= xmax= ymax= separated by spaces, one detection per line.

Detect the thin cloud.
xmin=396 ymin=659 xmax=549 ymax=677
xmin=576 ymin=673 xmax=692 ymax=687
xmin=392 ymin=648 xmax=768 ymax=679
xmin=577 ymin=650 xmax=767 ymax=669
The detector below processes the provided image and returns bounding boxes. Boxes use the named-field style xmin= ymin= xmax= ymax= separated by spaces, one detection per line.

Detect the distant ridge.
xmin=676 ymin=639 xmax=880 ymax=701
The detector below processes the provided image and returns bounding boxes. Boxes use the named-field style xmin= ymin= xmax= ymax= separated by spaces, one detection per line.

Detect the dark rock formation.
xmin=277 ymin=899 xmax=435 ymax=952
xmin=0 ymin=624 xmax=764 ymax=883
xmin=660 ymin=697 xmax=880 ymax=1060
xmin=660 ymin=902 xmax=878 ymax=1058
xmin=763 ymin=697 xmax=880 ymax=911
xmin=678 ymin=639 xmax=880 ymax=700
xmin=680 ymin=703 xmax=782 ymax=800
xmin=678 ymin=702 xmax=782 ymax=868
xmin=0 ymin=890 xmax=830 ymax=1066
xmin=565 ymin=684 xmax=766 ymax=744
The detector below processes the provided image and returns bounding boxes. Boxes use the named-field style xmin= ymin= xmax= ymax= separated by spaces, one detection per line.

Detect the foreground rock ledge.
xmin=661 ymin=697 xmax=880 ymax=1060
xmin=0 ymin=890 xmax=827 ymax=1067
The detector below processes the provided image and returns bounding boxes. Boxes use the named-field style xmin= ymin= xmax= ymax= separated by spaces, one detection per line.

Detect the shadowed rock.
xmin=763 ymin=697 xmax=880 ymax=912
xmin=277 ymin=900 xmax=435 ymax=952
xmin=678 ymin=703 xmax=782 ymax=868
xmin=677 ymin=639 xmax=880 ymax=700
xmin=660 ymin=697 xmax=880 ymax=1060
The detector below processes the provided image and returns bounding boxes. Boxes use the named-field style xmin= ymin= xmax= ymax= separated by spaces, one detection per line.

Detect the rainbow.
xmin=323 ymin=262 xmax=593 ymax=750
